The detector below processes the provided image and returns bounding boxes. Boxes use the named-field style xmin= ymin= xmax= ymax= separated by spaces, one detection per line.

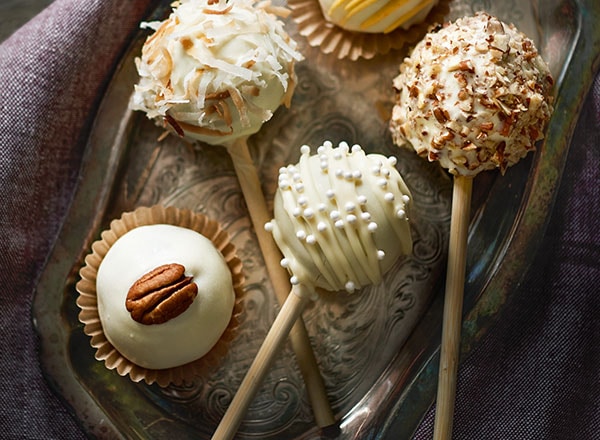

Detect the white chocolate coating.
xmin=265 ymin=141 xmax=413 ymax=293
xmin=390 ymin=13 xmax=554 ymax=176
xmin=130 ymin=0 xmax=303 ymax=146
xmin=96 ymin=224 xmax=235 ymax=370
xmin=318 ymin=0 xmax=438 ymax=34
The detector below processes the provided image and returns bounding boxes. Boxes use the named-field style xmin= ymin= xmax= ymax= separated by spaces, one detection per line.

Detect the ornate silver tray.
xmin=33 ymin=0 xmax=600 ymax=438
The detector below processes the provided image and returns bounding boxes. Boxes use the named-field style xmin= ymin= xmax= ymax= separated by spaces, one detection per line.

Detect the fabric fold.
xmin=0 ymin=1 xmax=153 ymax=437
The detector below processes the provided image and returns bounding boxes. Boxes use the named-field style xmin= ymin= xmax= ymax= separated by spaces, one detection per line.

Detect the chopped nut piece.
xmin=433 ymin=107 xmax=448 ymax=123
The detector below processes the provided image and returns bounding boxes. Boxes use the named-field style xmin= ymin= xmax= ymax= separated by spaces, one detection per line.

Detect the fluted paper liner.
xmin=76 ymin=205 xmax=245 ymax=387
xmin=288 ymin=0 xmax=451 ymax=60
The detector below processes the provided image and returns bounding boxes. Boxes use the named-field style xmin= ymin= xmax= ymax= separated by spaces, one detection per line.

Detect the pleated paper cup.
xmin=288 ymin=0 xmax=452 ymax=61
xmin=76 ymin=205 xmax=245 ymax=387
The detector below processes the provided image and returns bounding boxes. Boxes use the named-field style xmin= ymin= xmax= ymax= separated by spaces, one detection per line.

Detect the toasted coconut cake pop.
xmin=130 ymin=0 xmax=304 ymax=146
xmin=265 ymin=141 xmax=413 ymax=293
xmin=390 ymin=12 xmax=554 ymax=176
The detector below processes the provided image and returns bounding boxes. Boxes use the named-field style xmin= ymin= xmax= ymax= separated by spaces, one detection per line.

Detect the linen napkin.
xmin=0 ymin=1 xmax=154 ymax=437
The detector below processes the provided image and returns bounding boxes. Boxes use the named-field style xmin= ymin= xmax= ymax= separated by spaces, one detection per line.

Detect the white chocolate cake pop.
xmin=96 ymin=224 xmax=236 ymax=370
xmin=265 ymin=141 xmax=413 ymax=293
xmin=390 ymin=12 xmax=554 ymax=176
xmin=318 ymin=0 xmax=440 ymax=34
xmin=130 ymin=0 xmax=304 ymax=146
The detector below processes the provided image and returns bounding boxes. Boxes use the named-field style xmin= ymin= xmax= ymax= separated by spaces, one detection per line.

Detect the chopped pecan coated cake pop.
xmin=390 ymin=12 xmax=554 ymax=176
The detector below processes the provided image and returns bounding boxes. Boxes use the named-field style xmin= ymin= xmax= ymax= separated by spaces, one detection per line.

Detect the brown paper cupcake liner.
xmin=76 ymin=205 xmax=245 ymax=387
xmin=288 ymin=0 xmax=452 ymax=60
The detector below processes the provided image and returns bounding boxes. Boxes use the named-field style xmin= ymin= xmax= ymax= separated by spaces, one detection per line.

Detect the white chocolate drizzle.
xmin=265 ymin=141 xmax=413 ymax=293
xmin=318 ymin=0 xmax=439 ymax=34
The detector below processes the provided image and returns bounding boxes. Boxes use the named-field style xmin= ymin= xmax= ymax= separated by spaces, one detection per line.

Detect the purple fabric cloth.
xmin=412 ymin=75 xmax=600 ymax=439
xmin=0 ymin=1 xmax=155 ymax=438
xmin=0 ymin=1 xmax=598 ymax=439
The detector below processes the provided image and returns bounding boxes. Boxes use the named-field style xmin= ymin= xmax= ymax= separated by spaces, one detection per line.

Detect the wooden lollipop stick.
xmin=211 ymin=285 xmax=311 ymax=440
xmin=433 ymin=175 xmax=473 ymax=440
xmin=225 ymin=138 xmax=336 ymax=428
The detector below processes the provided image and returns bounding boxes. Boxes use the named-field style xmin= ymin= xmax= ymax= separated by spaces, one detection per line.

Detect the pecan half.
xmin=126 ymin=263 xmax=198 ymax=325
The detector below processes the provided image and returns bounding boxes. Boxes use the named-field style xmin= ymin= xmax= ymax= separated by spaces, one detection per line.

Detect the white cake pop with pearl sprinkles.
xmin=265 ymin=141 xmax=413 ymax=293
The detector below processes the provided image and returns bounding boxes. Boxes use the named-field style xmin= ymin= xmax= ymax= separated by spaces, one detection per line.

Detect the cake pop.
xmin=267 ymin=140 xmax=413 ymax=293
xmin=130 ymin=0 xmax=302 ymax=146
xmin=389 ymin=12 xmax=554 ymax=439
xmin=211 ymin=140 xmax=413 ymax=440
xmin=318 ymin=0 xmax=440 ymax=34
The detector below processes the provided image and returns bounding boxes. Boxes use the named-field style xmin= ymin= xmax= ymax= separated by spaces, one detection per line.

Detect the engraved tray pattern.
xmin=32 ymin=0 xmax=600 ymax=438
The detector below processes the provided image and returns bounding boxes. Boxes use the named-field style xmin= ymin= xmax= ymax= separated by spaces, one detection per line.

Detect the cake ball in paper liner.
xmin=76 ymin=205 xmax=245 ymax=387
xmin=288 ymin=0 xmax=451 ymax=60
xmin=129 ymin=0 xmax=304 ymax=145
xmin=390 ymin=12 xmax=554 ymax=176
xmin=265 ymin=141 xmax=413 ymax=294
xmin=319 ymin=0 xmax=440 ymax=33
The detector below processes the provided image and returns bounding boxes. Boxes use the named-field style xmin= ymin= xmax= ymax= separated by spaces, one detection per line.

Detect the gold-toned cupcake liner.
xmin=76 ymin=205 xmax=245 ymax=387
xmin=288 ymin=0 xmax=452 ymax=61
